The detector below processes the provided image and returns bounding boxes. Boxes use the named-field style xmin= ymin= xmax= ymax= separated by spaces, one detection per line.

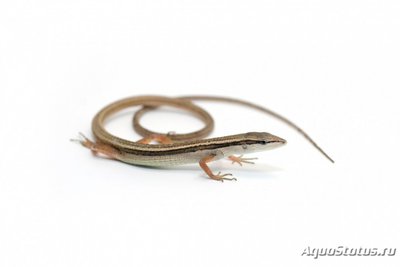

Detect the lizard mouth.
xmin=268 ymin=136 xmax=287 ymax=145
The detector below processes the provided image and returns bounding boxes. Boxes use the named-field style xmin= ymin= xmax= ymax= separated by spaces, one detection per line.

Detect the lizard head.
xmin=239 ymin=132 xmax=286 ymax=153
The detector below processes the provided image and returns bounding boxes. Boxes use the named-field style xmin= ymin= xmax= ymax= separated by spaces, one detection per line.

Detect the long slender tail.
xmin=181 ymin=95 xmax=334 ymax=163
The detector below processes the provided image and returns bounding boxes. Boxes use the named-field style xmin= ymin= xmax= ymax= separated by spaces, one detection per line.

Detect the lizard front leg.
xmin=199 ymin=154 xmax=237 ymax=182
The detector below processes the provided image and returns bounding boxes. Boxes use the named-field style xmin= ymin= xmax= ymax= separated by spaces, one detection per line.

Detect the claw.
xmin=70 ymin=132 xmax=90 ymax=145
xmin=214 ymin=172 xmax=237 ymax=182
xmin=228 ymin=155 xmax=258 ymax=166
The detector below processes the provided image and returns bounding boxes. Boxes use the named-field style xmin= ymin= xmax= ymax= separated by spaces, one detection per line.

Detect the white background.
xmin=1 ymin=0 xmax=399 ymax=266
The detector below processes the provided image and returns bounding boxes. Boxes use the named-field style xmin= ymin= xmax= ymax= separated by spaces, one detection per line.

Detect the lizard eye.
xmin=261 ymin=141 xmax=267 ymax=145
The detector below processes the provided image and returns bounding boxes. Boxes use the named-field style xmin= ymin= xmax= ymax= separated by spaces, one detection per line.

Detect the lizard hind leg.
xmin=71 ymin=132 xmax=120 ymax=159
xmin=137 ymin=134 xmax=173 ymax=144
